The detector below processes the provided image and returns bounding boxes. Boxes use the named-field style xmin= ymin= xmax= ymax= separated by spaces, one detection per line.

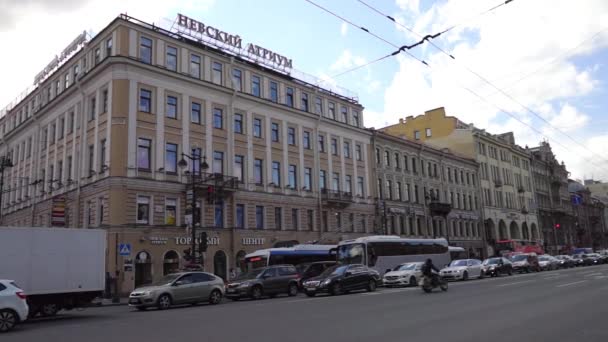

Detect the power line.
xmin=304 ymin=0 xmax=608 ymax=175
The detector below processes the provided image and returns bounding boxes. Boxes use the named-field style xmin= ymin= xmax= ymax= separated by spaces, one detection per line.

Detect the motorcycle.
xmin=420 ymin=274 xmax=448 ymax=293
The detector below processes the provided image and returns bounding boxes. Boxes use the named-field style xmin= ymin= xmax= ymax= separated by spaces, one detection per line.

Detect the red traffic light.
xmin=554 ymin=223 xmax=561 ymax=229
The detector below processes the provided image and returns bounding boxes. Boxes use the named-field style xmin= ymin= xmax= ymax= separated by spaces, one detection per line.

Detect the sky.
xmin=1 ymin=0 xmax=608 ymax=181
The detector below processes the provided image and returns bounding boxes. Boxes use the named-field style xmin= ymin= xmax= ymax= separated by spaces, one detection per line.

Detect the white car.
xmin=382 ymin=262 xmax=424 ymax=287
xmin=440 ymin=259 xmax=483 ymax=281
xmin=0 ymin=280 xmax=29 ymax=332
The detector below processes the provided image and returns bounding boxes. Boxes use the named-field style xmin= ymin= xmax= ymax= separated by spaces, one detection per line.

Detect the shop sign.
xmin=149 ymin=236 xmax=168 ymax=245
xmin=175 ymin=236 xmax=220 ymax=246
xmin=242 ymin=237 xmax=266 ymax=245
xmin=123 ymin=259 xmax=133 ymax=272
xmin=389 ymin=207 xmax=407 ymax=214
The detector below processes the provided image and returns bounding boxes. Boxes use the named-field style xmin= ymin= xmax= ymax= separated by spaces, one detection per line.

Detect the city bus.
xmin=336 ymin=235 xmax=451 ymax=275
xmin=243 ymin=244 xmax=337 ymax=270
xmin=495 ymin=239 xmax=544 ymax=256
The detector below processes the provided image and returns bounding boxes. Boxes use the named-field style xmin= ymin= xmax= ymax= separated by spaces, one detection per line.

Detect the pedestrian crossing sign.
xmin=119 ymin=243 xmax=132 ymax=256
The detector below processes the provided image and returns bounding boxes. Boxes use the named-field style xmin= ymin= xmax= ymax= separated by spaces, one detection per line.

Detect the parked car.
xmin=585 ymin=253 xmax=604 ymax=265
xmin=302 ymin=264 xmax=380 ymax=297
xmin=510 ymin=253 xmax=540 ymax=273
xmin=554 ymin=255 xmax=575 ymax=268
xmin=296 ymin=261 xmax=337 ymax=288
xmin=0 ymin=280 xmax=29 ymax=333
xmin=225 ymin=265 xmax=300 ymax=300
xmin=440 ymin=259 xmax=484 ymax=281
xmin=572 ymin=254 xmax=593 ymax=266
xmin=481 ymin=257 xmax=513 ymax=277
xmin=382 ymin=262 xmax=424 ymax=287
xmin=538 ymin=255 xmax=559 ymax=271
xmin=128 ymin=272 xmax=225 ymax=310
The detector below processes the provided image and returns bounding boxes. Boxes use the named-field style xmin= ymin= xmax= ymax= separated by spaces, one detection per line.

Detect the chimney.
xmin=399 ymin=118 xmax=404 ymax=124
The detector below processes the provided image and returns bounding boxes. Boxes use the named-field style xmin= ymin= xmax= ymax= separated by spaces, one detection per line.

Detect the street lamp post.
xmin=178 ymin=152 xmax=209 ymax=267
xmin=0 ymin=156 xmax=14 ymax=224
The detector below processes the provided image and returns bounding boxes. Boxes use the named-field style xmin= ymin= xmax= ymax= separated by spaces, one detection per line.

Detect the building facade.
xmin=381 ymin=107 xmax=540 ymax=256
xmin=568 ymin=180 xmax=607 ymax=250
xmin=530 ymin=142 xmax=574 ymax=254
xmin=371 ymin=131 xmax=485 ymax=258
xmin=0 ymin=15 xmax=376 ymax=294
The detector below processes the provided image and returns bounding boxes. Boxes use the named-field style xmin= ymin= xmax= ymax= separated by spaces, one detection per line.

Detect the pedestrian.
xmin=229 ymin=268 xmax=236 ymax=280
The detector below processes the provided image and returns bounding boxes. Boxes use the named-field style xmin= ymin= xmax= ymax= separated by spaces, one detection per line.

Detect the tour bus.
xmin=243 ymin=244 xmax=337 ymax=270
xmin=337 ymin=235 xmax=451 ymax=275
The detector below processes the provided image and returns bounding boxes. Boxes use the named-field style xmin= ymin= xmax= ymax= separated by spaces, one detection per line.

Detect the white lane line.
xmin=496 ymin=280 xmax=535 ymax=287
xmin=556 ymin=280 xmax=587 ymax=288
xmin=580 ymin=270 xmax=597 ymax=275
xmin=583 ymin=272 xmax=602 ymax=277
xmin=594 ymin=276 xmax=607 ymax=280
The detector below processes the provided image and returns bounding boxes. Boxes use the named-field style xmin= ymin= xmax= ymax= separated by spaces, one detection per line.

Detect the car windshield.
xmin=320 ymin=265 xmax=349 ymax=277
xmin=511 ymin=255 xmax=528 ymax=262
xmin=483 ymin=258 xmax=501 ymax=265
xmin=151 ymin=274 xmax=181 ymax=286
xmin=539 ymin=256 xmax=549 ymax=261
xmin=235 ymin=268 xmax=265 ymax=280
xmin=394 ymin=263 xmax=418 ymax=271
xmin=450 ymin=260 xmax=468 ymax=267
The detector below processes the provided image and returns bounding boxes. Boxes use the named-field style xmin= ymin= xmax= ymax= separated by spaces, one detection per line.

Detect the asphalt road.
xmin=4 ymin=264 xmax=608 ymax=342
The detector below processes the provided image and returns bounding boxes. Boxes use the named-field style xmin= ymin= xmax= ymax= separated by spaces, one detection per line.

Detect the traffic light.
xmin=199 ymin=231 xmax=208 ymax=254
xmin=206 ymin=186 xmax=215 ymax=204
xmin=554 ymin=223 xmax=561 ymax=229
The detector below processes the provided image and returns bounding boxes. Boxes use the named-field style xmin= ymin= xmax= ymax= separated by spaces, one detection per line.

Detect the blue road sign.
xmin=119 ymin=243 xmax=132 ymax=256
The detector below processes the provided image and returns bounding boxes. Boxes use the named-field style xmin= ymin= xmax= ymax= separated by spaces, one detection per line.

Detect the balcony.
xmin=494 ymin=179 xmax=503 ymax=188
xmin=429 ymin=201 xmax=452 ymax=218
xmin=517 ymin=186 xmax=525 ymax=193
xmin=321 ymin=189 xmax=354 ymax=209
xmin=187 ymin=172 xmax=240 ymax=201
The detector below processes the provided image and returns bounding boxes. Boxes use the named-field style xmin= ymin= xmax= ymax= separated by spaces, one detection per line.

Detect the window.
xmin=215 ymin=203 xmax=224 ymax=228
xmin=68 ymin=111 xmax=74 ymax=133
xmin=88 ymin=145 xmax=94 ymax=174
xmin=89 ymin=96 xmax=96 ymax=121
xmin=256 ymin=206 xmax=264 ymax=229
xmin=315 ymin=97 xmax=323 ymax=114
xmin=165 ymin=143 xmax=178 ymax=173
xmin=357 ymin=177 xmax=364 ymax=196
xmin=190 ymin=54 xmax=201 ymax=78
xmin=425 ymin=128 xmax=432 ymax=137
xmin=213 ymin=108 xmax=223 ymax=129
xmin=234 ymin=155 xmax=244 ymax=181
xmin=67 ymin=156 xmax=72 ymax=180
xmin=275 ymin=207 xmax=283 ymax=230
xmin=212 ymin=62 xmax=223 ymax=85
xmin=236 ymin=204 xmax=245 ymax=229
xmin=396 ymin=182 xmax=402 ymax=201
xmin=137 ymin=196 xmax=150 ymax=224
xmin=352 ymin=111 xmax=360 ymax=127
xmin=139 ymin=36 xmax=152 ymax=64
xmin=271 ymin=123 xmax=279 ymax=142
xmin=414 ymin=185 xmax=419 ymax=203
xmin=307 ymin=210 xmax=314 ymax=230
xmin=318 ymin=135 xmax=325 ymax=152
xmin=288 ymin=165 xmax=297 ymax=188
xmin=165 ymin=198 xmax=177 ymax=225
xmin=73 ymin=64 xmax=79 ymax=80
xmin=345 ymin=175 xmax=352 ymax=193
xmin=139 ymin=89 xmax=152 ymax=113
xmin=27 ymin=137 xmax=32 ymax=157
xmin=106 ymin=37 xmax=113 ymax=56
xmin=377 ymin=178 xmax=383 ymax=199
xmin=100 ymin=139 xmax=106 ymax=168
xmin=414 ymin=130 xmax=421 ymax=140
xmin=384 ymin=151 xmax=390 ymax=166
xmin=254 ymin=159 xmax=263 ymax=184
xmin=320 ymin=170 xmax=327 ymax=190
xmin=232 ymin=68 xmax=242 ymax=91
xmin=304 ymin=167 xmax=312 ymax=190
xmin=100 ymin=89 xmax=108 ymax=113
xmin=166 ymin=46 xmax=177 ymax=71
xmin=343 ymin=141 xmax=350 ymax=158
xmin=412 ymin=158 xmax=417 ymax=173
xmin=58 ymin=160 xmax=63 ymax=183
xmin=58 ymin=118 xmax=64 ymax=139
xmin=166 ymin=96 xmax=177 ymax=119
xmin=272 ymin=161 xmax=281 ymax=186
xmin=303 ymin=131 xmax=311 ymax=149
xmin=251 ymin=75 xmax=261 ymax=97
xmin=270 ymin=81 xmax=278 ymax=102
xmin=301 ymin=93 xmax=309 ymax=111
xmin=331 ymin=138 xmax=338 ymax=155
xmin=352 ymin=144 xmax=361 ymax=161
xmin=286 ymin=87 xmax=294 ymax=107
xmin=386 ymin=180 xmax=393 ymax=200
xmin=291 ymin=208 xmax=299 ymax=230
xmin=234 ymin=113 xmax=243 ymax=134
xmin=340 ymin=106 xmax=348 ymax=122
xmin=191 ymin=148 xmax=202 ymax=174
xmin=288 ymin=127 xmax=296 ymax=145
xmin=94 ymin=48 xmax=100 ymax=64
xmin=213 ymin=151 xmax=224 ymax=174
xmin=191 ymin=102 xmax=201 ymax=124
xmin=375 ymin=148 xmax=380 ymax=164
xmin=332 ymin=172 xmax=340 ymax=191
xmin=64 ymin=73 xmax=70 ymax=88
xmin=253 ymin=118 xmax=262 ymax=138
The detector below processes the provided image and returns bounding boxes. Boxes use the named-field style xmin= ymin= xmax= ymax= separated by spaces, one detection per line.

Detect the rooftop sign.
xmin=34 ymin=31 xmax=88 ymax=85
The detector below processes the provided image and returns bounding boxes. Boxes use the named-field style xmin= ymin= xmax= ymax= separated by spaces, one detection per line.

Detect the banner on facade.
xmin=51 ymin=195 xmax=67 ymax=227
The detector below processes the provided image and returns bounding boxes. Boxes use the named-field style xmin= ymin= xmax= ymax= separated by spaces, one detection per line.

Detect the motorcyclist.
xmin=421 ymin=258 xmax=440 ymax=286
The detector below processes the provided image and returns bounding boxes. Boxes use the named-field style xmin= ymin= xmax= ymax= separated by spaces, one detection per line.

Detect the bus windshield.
xmin=244 ymin=256 xmax=268 ymax=271
xmin=337 ymin=243 xmax=365 ymax=265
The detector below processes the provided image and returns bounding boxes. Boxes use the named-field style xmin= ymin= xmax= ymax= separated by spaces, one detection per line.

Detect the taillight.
xmin=16 ymin=292 xmax=26 ymax=300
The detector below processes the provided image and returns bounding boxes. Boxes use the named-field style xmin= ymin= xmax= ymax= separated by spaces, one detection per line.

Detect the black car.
xmin=481 ymin=257 xmax=513 ymax=277
xmin=554 ymin=255 xmax=575 ymax=268
xmin=225 ymin=265 xmax=300 ymax=300
xmin=302 ymin=264 xmax=380 ymax=297
xmin=296 ymin=261 xmax=337 ymax=288
xmin=572 ymin=254 xmax=593 ymax=266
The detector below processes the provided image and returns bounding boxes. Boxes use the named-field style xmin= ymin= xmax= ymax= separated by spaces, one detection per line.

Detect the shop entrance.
xmin=135 ymin=251 xmax=152 ymax=287
xmin=214 ymin=250 xmax=227 ymax=280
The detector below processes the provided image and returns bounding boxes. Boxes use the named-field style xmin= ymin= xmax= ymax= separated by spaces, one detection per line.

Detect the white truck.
xmin=0 ymin=227 xmax=106 ymax=317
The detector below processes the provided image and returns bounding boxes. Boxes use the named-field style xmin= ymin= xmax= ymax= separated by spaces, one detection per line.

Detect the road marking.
xmin=580 ymin=270 xmax=597 ymax=275
xmin=496 ymin=280 xmax=535 ymax=287
xmin=583 ymin=273 xmax=602 ymax=277
xmin=556 ymin=280 xmax=587 ymax=288
xmin=594 ymin=276 xmax=607 ymax=280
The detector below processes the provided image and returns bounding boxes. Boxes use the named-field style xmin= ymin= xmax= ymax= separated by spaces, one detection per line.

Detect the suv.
xmin=225 ymin=265 xmax=300 ymax=300
xmin=302 ymin=264 xmax=381 ymax=297
xmin=296 ymin=262 xmax=337 ymax=288
xmin=510 ymin=253 xmax=540 ymax=273
xmin=128 ymin=272 xmax=225 ymax=310
xmin=0 ymin=280 xmax=29 ymax=333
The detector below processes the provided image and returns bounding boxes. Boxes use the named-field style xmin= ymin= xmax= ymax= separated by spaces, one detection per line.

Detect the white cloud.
xmin=340 ymin=22 xmax=348 ymax=36
xmin=329 ymin=50 xmax=367 ymax=72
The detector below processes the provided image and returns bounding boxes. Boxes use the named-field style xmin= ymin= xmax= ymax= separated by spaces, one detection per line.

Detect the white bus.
xmin=337 ymin=236 xmax=451 ymax=275
xmin=243 ymin=244 xmax=337 ymax=270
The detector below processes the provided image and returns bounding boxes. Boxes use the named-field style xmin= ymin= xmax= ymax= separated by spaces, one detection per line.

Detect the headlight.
xmin=238 ymin=281 xmax=252 ymax=288
xmin=489 ymin=266 xmax=496 ymax=270
xmin=399 ymin=274 xmax=409 ymax=278
xmin=321 ymin=279 xmax=332 ymax=286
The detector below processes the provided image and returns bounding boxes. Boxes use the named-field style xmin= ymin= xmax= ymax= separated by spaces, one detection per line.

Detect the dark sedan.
xmin=295 ymin=261 xmax=337 ymax=288
xmin=554 ymin=255 xmax=575 ymax=268
xmin=301 ymin=264 xmax=380 ymax=297
xmin=572 ymin=254 xmax=593 ymax=266
xmin=481 ymin=257 xmax=513 ymax=277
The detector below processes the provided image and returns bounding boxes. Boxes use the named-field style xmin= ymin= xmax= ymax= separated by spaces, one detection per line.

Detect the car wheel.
xmin=409 ymin=276 xmax=418 ymax=287
xmin=288 ymin=283 xmax=298 ymax=297
xmin=305 ymin=291 xmax=316 ymax=297
xmin=251 ymin=286 xmax=263 ymax=300
xmin=331 ymin=283 xmax=342 ymax=296
xmin=209 ymin=290 xmax=222 ymax=305
xmin=479 ymin=271 xmax=484 ymax=279
xmin=41 ymin=303 xmax=59 ymax=317
xmin=462 ymin=271 xmax=469 ymax=281
xmin=367 ymin=279 xmax=377 ymax=292
xmin=157 ymin=294 xmax=172 ymax=310
xmin=0 ymin=310 xmax=17 ymax=333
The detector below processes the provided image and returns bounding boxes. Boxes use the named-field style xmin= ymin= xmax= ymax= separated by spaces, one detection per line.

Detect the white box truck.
xmin=0 ymin=227 xmax=106 ymax=317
